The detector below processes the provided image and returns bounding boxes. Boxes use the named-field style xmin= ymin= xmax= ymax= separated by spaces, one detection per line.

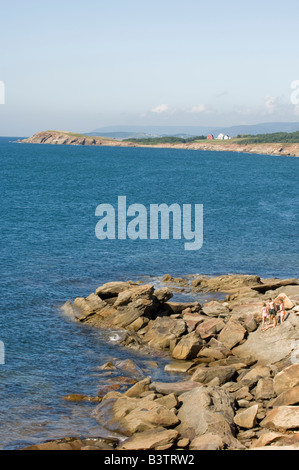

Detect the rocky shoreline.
xmin=20 ymin=131 xmax=299 ymax=157
xmin=24 ymin=274 xmax=299 ymax=451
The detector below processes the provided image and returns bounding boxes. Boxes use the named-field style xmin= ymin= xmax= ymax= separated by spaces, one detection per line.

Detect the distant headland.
xmin=19 ymin=130 xmax=299 ymax=157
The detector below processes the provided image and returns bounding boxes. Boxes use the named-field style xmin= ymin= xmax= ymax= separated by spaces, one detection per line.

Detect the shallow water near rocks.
xmin=0 ymin=138 xmax=298 ymax=449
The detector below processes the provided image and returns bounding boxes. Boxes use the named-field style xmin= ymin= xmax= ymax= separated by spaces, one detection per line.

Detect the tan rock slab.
xmin=234 ymin=405 xmax=259 ymax=429
xmin=118 ymin=428 xmax=179 ymax=450
xmin=261 ymin=406 xmax=299 ymax=431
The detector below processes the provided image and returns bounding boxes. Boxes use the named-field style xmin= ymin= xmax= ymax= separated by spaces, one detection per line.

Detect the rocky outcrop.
xmin=62 ymin=274 xmax=299 ymax=366
xmin=20 ymin=131 xmax=299 ymax=157
xmin=51 ymin=274 xmax=299 ymax=451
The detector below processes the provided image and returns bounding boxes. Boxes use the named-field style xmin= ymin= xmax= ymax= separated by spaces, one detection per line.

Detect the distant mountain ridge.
xmin=86 ymin=122 xmax=299 ymax=140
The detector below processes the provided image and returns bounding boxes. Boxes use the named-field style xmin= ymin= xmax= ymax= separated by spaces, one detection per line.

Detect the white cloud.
xmin=151 ymin=104 xmax=169 ymax=114
xmin=264 ymin=96 xmax=276 ymax=114
xmin=188 ymin=105 xmax=206 ymax=114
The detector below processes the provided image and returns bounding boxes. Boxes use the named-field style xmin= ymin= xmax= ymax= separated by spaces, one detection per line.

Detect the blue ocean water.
xmin=0 ymin=138 xmax=298 ymax=449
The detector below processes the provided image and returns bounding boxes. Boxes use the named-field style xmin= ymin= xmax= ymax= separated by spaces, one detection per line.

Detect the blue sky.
xmin=1 ymin=0 xmax=299 ymax=135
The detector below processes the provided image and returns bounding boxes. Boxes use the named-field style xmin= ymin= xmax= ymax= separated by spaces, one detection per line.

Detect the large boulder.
xmin=191 ymin=365 xmax=236 ymax=386
xmin=141 ymin=317 xmax=187 ymax=350
xmin=118 ymin=428 xmax=179 ymax=451
xmin=95 ymin=281 xmax=139 ymax=299
xmin=270 ymin=385 xmax=299 ymax=407
xmin=172 ymin=331 xmax=204 ymax=360
xmin=70 ymin=294 xmax=108 ymax=321
xmin=111 ymin=298 xmax=156 ymax=329
xmin=150 ymin=381 xmax=201 ymax=396
xmin=92 ymin=396 xmax=179 ymax=436
xmin=234 ymin=405 xmax=259 ymax=429
xmin=192 ymin=274 xmax=261 ymax=293
xmin=238 ymin=365 xmax=272 ymax=388
xmin=113 ymin=284 xmax=156 ymax=307
xmin=273 ymin=364 xmax=299 ymax=395
xmin=202 ymin=301 xmax=230 ymax=317
xmin=196 ymin=318 xmax=226 ymax=339
xmin=218 ymin=319 xmax=246 ymax=350
xmin=261 ymin=406 xmax=299 ymax=432
xmin=175 ymin=386 xmax=244 ymax=449
xmin=233 ymin=315 xmax=299 ymax=365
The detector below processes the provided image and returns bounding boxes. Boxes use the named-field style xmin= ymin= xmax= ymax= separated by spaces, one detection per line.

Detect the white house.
xmin=217 ymin=133 xmax=231 ymax=140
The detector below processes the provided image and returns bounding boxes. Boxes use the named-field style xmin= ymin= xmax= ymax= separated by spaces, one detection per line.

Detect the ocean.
xmin=0 ymin=138 xmax=298 ymax=449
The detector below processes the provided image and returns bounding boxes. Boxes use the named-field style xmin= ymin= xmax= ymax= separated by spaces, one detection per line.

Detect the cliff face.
xmin=20 ymin=131 xmax=299 ymax=157
xmin=20 ymin=131 xmax=135 ymax=148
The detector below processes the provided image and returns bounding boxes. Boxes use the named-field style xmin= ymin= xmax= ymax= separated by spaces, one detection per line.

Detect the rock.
xmin=62 ymin=394 xmax=101 ymax=403
xmin=172 ymin=331 xmax=204 ymax=360
xmin=197 ymin=347 xmax=225 ymax=361
xmin=177 ymin=438 xmax=190 ymax=448
xmin=111 ymin=298 xmax=156 ymax=329
xmin=150 ymin=381 xmax=201 ymax=396
xmin=23 ymin=437 xmax=117 ymax=451
xmin=189 ymin=433 xmax=224 ymax=450
xmin=162 ymin=275 xmax=189 ymax=286
xmin=273 ymin=364 xmax=299 ymax=396
xmin=233 ymin=314 xmax=299 ymax=365
xmin=176 ymin=385 xmax=244 ymax=449
xmin=166 ymin=301 xmax=201 ymax=315
xmin=98 ymin=361 xmax=117 ymax=370
xmin=202 ymin=301 xmax=229 ymax=317
xmin=238 ymin=365 xmax=272 ymax=388
xmin=124 ymin=378 xmax=151 ymax=398
xmin=273 ymin=293 xmax=294 ymax=310
xmin=244 ymin=314 xmax=258 ymax=332
xmin=250 ymin=431 xmax=286 ymax=448
xmin=182 ymin=312 xmax=206 ymax=332
xmin=218 ymin=319 xmax=246 ymax=349
xmin=92 ymin=396 xmax=179 ymax=435
xmin=196 ymin=318 xmax=226 ymax=339
xmin=113 ymin=359 xmax=144 ymax=376
xmin=234 ymin=386 xmax=254 ymax=402
xmin=193 ymin=274 xmax=261 ymax=293
xmin=71 ymin=294 xmax=107 ymax=321
xmin=113 ymin=284 xmax=155 ymax=307
xmin=142 ymin=317 xmax=187 ymax=350
xmin=234 ymin=405 xmax=259 ymax=429
xmin=164 ymin=361 xmax=194 ymax=373
xmin=251 ymin=279 xmax=299 ymax=294
xmin=207 ymin=338 xmax=232 ymax=357
xmin=270 ymin=385 xmax=299 ymax=407
xmin=118 ymin=428 xmax=179 ymax=450
xmin=261 ymin=406 xmax=299 ymax=431
xmin=191 ymin=365 xmax=236 ymax=386
xmin=127 ymin=316 xmax=149 ymax=332
xmin=95 ymin=281 xmax=138 ymax=299
xmin=155 ymin=393 xmax=179 ymax=410
xmin=154 ymin=288 xmax=173 ymax=303
xmin=255 ymin=378 xmax=276 ymax=401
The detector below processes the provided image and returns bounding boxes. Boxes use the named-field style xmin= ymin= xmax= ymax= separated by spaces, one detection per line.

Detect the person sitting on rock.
xmin=277 ymin=299 xmax=286 ymax=324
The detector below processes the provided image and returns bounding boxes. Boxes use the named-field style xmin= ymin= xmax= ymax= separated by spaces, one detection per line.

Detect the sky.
xmin=1 ymin=0 xmax=299 ymax=136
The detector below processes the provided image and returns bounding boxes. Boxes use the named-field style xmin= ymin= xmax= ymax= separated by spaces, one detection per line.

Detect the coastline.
xmin=25 ymin=273 xmax=299 ymax=451
xmin=20 ymin=131 xmax=299 ymax=157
